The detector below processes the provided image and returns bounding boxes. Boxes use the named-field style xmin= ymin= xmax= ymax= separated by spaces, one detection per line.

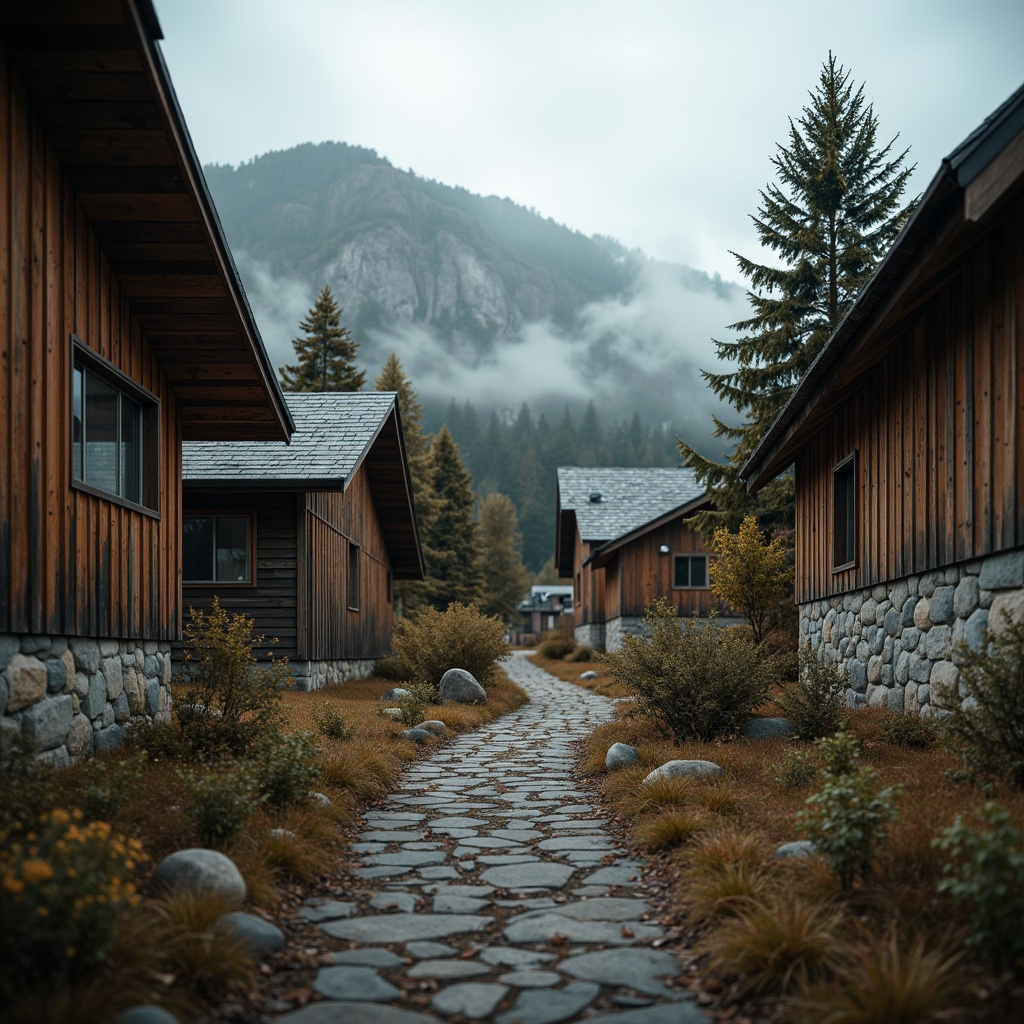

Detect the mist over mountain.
xmin=204 ymin=141 xmax=747 ymax=454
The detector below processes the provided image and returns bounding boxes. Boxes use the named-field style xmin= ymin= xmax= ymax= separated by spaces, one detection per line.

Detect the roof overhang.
xmin=0 ymin=0 xmax=294 ymax=441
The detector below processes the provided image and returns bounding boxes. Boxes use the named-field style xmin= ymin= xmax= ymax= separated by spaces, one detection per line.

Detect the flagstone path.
xmin=278 ymin=652 xmax=709 ymax=1024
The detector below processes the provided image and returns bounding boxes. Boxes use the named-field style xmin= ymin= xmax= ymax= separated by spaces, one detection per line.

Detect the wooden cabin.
xmin=555 ymin=467 xmax=738 ymax=650
xmin=181 ymin=393 xmax=423 ymax=689
xmin=513 ymin=585 xmax=574 ymax=646
xmin=742 ymin=81 xmax=1024 ymax=717
xmin=0 ymin=0 xmax=294 ymax=762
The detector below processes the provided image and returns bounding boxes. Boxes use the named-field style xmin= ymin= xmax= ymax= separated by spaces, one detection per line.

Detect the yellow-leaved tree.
xmin=709 ymin=515 xmax=791 ymax=645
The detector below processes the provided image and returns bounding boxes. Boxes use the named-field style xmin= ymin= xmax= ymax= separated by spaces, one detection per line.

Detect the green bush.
xmin=798 ymin=728 xmax=900 ymax=890
xmin=934 ymin=801 xmax=1024 ymax=971
xmin=390 ymin=602 xmax=510 ymax=696
xmin=310 ymin=701 xmax=353 ymax=741
xmin=773 ymin=643 xmax=846 ymax=740
xmin=397 ymin=683 xmax=436 ymax=726
xmin=175 ymin=597 xmax=291 ymax=758
xmin=124 ymin=719 xmax=190 ymax=761
xmin=373 ymin=656 xmax=411 ymax=683
xmin=878 ymin=711 xmax=936 ymax=749
xmin=771 ymin=748 xmax=817 ymax=789
xmin=537 ymin=630 xmax=575 ymax=660
xmin=255 ymin=731 xmax=321 ymax=807
xmin=79 ymin=751 xmax=146 ymax=821
xmin=602 ymin=600 xmax=774 ymax=742
xmin=187 ymin=765 xmax=260 ymax=847
xmin=0 ymin=808 xmax=145 ymax=996
xmin=942 ymin=616 xmax=1024 ymax=790
xmin=564 ymin=645 xmax=594 ymax=663
xmin=0 ymin=735 xmax=57 ymax=831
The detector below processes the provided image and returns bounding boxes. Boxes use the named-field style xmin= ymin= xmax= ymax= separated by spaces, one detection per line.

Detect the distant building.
xmin=513 ymin=586 xmax=574 ymax=645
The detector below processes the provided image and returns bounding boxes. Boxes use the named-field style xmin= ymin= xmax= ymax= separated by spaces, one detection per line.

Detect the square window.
xmin=833 ymin=453 xmax=857 ymax=570
xmin=673 ymin=554 xmax=709 ymax=589
xmin=183 ymin=515 xmax=252 ymax=583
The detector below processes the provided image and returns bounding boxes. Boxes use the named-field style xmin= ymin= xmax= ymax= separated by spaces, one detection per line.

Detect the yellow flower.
xmin=3 ymin=875 xmax=24 ymax=895
xmin=21 ymin=860 xmax=54 ymax=884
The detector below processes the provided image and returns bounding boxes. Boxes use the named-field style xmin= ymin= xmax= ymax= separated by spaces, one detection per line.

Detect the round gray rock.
xmin=605 ymin=742 xmax=641 ymax=770
xmin=310 ymin=791 xmax=332 ymax=807
xmin=400 ymin=727 xmax=434 ymax=744
xmin=439 ymin=668 xmax=487 ymax=704
xmin=415 ymin=719 xmax=448 ymax=736
xmin=151 ymin=848 xmax=246 ymax=904
xmin=118 ymin=1007 xmax=179 ymax=1024
xmin=775 ymin=840 xmax=818 ymax=859
xmin=741 ymin=717 xmax=794 ymax=740
xmin=380 ymin=687 xmax=411 ymax=701
xmin=580 ymin=670 xmax=598 ymax=680
xmin=643 ymin=759 xmax=722 ymax=784
xmin=219 ymin=911 xmax=285 ymax=957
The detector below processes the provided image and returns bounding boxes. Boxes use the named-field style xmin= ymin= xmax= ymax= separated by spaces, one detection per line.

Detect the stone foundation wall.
xmin=801 ymin=549 xmax=1024 ymax=717
xmin=605 ymin=616 xmax=645 ymax=653
xmin=0 ymin=635 xmax=173 ymax=765
xmin=290 ymin=658 xmax=376 ymax=691
xmin=574 ymin=623 xmax=606 ymax=652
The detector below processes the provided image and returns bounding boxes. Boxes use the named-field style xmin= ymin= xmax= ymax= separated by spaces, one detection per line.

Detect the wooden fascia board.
xmin=965 ymin=122 xmax=1024 ymax=222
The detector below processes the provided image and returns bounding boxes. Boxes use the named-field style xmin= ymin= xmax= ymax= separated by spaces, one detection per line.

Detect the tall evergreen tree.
xmin=281 ymin=285 xmax=366 ymax=392
xmin=479 ymin=493 xmax=530 ymax=623
xmin=678 ymin=54 xmax=914 ymax=537
xmin=423 ymin=426 xmax=484 ymax=610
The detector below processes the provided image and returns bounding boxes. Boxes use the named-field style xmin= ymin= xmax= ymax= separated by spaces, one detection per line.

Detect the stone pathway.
xmin=278 ymin=652 xmax=709 ymax=1024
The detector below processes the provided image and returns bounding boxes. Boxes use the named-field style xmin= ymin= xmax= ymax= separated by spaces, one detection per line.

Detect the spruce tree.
xmin=479 ymin=493 xmax=530 ymax=623
xmin=679 ymin=54 xmax=914 ymax=537
xmin=423 ymin=426 xmax=484 ymax=610
xmin=281 ymin=285 xmax=366 ymax=392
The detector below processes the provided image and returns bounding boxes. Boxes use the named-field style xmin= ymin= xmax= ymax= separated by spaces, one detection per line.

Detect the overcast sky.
xmin=154 ymin=0 xmax=1024 ymax=283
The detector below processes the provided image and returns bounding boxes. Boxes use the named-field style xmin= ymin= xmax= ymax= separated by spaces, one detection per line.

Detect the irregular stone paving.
xmin=279 ymin=653 xmax=709 ymax=1024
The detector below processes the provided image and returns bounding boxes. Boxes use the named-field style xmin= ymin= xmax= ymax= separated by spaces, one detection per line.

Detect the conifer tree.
xmin=679 ymin=54 xmax=914 ymax=537
xmin=281 ymin=285 xmax=366 ymax=392
xmin=479 ymin=493 xmax=530 ymax=623
xmin=423 ymin=426 xmax=484 ymax=610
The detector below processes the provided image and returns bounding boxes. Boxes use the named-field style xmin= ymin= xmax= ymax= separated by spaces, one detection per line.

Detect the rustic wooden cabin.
xmin=513 ymin=585 xmax=574 ymax=645
xmin=0 ymin=0 xmax=294 ymax=761
xmin=181 ymin=392 xmax=423 ymax=690
xmin=555 ymin=467 xmax=738 ymax=650
xmin=742 ymin=81 xmax=1024 ymax=717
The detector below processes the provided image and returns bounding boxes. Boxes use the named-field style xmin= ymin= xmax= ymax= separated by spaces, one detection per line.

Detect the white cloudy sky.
xmin=154 ymin=0 xmax=1024 ymax=283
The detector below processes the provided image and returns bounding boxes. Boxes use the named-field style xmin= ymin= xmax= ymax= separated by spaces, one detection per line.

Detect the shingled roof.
xmin=183 ymin=392 xmax=398 ymax=487
xmin=556 ymin=467 xmax=704 ymax=543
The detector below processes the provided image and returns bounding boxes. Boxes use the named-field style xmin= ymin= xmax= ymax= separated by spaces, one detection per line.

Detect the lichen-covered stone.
xmin=954 ymin=576 xmax=980 ymax=618
xmin=103 ymin=657 xmax=124 ymax=701
xmin=70 ymin=639 xmax=101 ymax=674
xmin=5 ymin=653 xmax=47 ymax=712
xmin=741 ymin=718 xmax=793 ymax=740
xmin=605 ymin=742 xmax=641 ymax=769
xmin=979 ymin=551 xmax=1024 ymax=591
xmin=930 ymin=586 xmax=955 ymax=625
xmin=913 ymin=598 xmax=932 ymax=631
xmin=990 ymin=591 xmax=1024 ymax=634
xmin=643 ymin=759 xmax=721 ymax=784
xmin=925 ymin=625 xmax=952 ymax=661
xmin=152 ymin=848 xmax=246 ymax=903
xmin=67 ymin=713 xmax=94 ymax=758
xmin=439 ymin=669 xmax=487 ymax=704
xmin=94 ymin=722 xmax=123 ymax=752
xmin=20 ymin=693 xmax=73 ymax=750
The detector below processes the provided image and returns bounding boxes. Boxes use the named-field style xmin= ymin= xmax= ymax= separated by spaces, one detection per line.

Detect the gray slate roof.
xmin=556 ymin=466 xmax=704 ymax=543
xmin=182 ymin=392 xmax=396 ymax=485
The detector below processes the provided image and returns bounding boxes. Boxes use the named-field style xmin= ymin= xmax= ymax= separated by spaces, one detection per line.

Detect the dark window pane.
xmin=84 ymin=372 xmax=118 ymax=493
xmin=120 ymin=394 xmax=141 ymax=503
xmin=216 ymin=517 xmax=250 ymax=582
xmin=691 ymin=557 xmax=707 ymax=588
xmin=183 ymin=517 xmax=214 ymax=581
xmin=72 ymin=366 xmax=83 ymax=480
xmin=834 ymin=461 xmax=856 ymax=566
xmin=674 ymin=555 xmax=689 ymax=588
xmin=349 ymin=545 xmax=360 ymax=609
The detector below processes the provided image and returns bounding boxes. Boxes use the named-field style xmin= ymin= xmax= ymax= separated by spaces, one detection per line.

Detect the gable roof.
xmin=742 ymin=80 xmax=1024 ymax=492
xmin=0 ymin=0 xmax=293 ymax=441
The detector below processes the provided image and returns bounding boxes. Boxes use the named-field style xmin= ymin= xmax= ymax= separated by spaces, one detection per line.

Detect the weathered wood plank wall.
xmin=795 ymin=196 xmax=1024 ymax=605
xmin=1 ymin=46 xmax=181 ymax=640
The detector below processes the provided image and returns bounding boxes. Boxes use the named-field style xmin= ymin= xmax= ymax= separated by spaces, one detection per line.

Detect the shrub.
xmin=373 ymin=656 xmax=411 ymax=682
xmin=877 ymin=712 xmax=936 ymax=750
xmin=771 ymin=748 xmax=818 ymax=789
xmin=0 ymin=808 xmax=145 ymax=996
xmin=79 ymin=750 xmax=146 ymax=821
xmin=255 ymin=731 xmax=321 ymax=807
xmin=397 ymin=683 xmax=436 ymax=726
xmin=0 ymin=735 xmax=57 ymax=831
xmin=709 ymin=515 xmax=792 ymax=645
xmin=187 ymin=765 xmax=260 ymax=847
xmin=175 ymin=597 xmax=290 ymax=757
xmin=310 ymin=700 xmax=353 ymax=741
xmin=602 ymin=600 xmax=774 ymax=741
xmin=564 ymin=645 xmax=594 ymax=663
xmin=798 ymin=729 xmax=900 ymax=890
xmin=933 ymin=801 xmax=1024 ymax=971
xmin=390 ymin=602 xmax=510 ymax=694
xmin=774 ymin=643 xmax=847 ymax=740
xmin=124 ymin=718 xmax=190 ymax=761
xmin=942 ymin=616 xmax=1024 ymax=790
xmin=537 ymin=629 xmax=575 ymax=660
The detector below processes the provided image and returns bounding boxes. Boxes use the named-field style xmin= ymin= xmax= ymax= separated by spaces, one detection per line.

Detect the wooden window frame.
xmin=672 ymin=553 xmax=710 ymax=590
xmin=348 ymin=543 xmax=360 ymax=611
xmin=70 ymin=336 xmax=160 ymax=518
xmin=832 ymin=451 xmax=858 ymax=573
xmin=181 ymin=510 xmax=257 ymax=587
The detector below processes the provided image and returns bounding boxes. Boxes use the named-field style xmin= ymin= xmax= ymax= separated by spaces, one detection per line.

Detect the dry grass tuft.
xmin=636 ymin=808 xmax=710 ymax=850
xmin=683 ymin=828 xmax=777 ymax=924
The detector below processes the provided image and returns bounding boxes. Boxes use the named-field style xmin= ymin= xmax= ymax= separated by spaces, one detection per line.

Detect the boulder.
xmin=605 ymin=743 xmax=641 ymax=770
xmin=415 ymin=720 xmax=448 ymax=737
xmin=151 ymin=848 xmax=246 ymax=904
xmin=400 ymin=727 xmax=434 ymax=744
xmin=219 ymin=911 xmax=286 ymax=957
xmin=740 ymin=717 xmax=793 ymax=741
xmin=775 ymin=840 xmax=817 ymax=859
xmin=310 ymin=792 xmax=332 ymax=807
xmin=379 ymin=707 xmax=403 ymax=719
xmin=643 ymin=759 xmax=722 ymax=784
xmin=380 ymin=688 xmax=411 ymax=702
xmin=580 ymin=671 xmax=598 ymax=681
xmin=439 ymin=669 xmax=486 ymax=705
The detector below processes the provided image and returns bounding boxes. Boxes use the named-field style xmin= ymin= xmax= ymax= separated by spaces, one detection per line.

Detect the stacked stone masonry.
xmin=292 ymin=658 xmax=376 ymax=692
xmin=0 ymin=635 xmax=172 ymax=765
xmin=801 ymin=549 xmax=1024 ymax=718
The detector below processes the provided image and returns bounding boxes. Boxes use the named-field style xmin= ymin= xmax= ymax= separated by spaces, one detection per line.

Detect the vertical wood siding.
xmin=1 ymin=48 xmax=180 ymax=640
xmin=795 ymin=197 xmax=1024 ymax=604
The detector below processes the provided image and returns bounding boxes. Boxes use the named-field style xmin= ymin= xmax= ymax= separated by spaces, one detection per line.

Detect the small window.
xmin=183 ymin=515 xmax=252 ymax=583
xmin=673 ymin=554 xmax=709 ymax=589
xmin=348 ymin=543 xmax=360 ymax=611
xmin=833 ymin=453 xmax=857 ymax=570
xmin=72 ymin=345 xmax=157 ymax=510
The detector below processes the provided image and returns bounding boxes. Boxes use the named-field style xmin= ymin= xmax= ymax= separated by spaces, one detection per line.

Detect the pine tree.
xmin=280 ymin=285 xmax=366 ymax=392
xmin=423 ymin=426 xmax=484 ymax=610
xmin=479 ymin=493 xmax=530 ymax=623
xmin=679 ymin=54 xmax=914 ymax=537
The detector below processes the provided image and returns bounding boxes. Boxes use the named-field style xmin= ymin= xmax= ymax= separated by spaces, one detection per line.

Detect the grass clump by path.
xmin=0 ymin=602 xmax=527 ymax=1022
